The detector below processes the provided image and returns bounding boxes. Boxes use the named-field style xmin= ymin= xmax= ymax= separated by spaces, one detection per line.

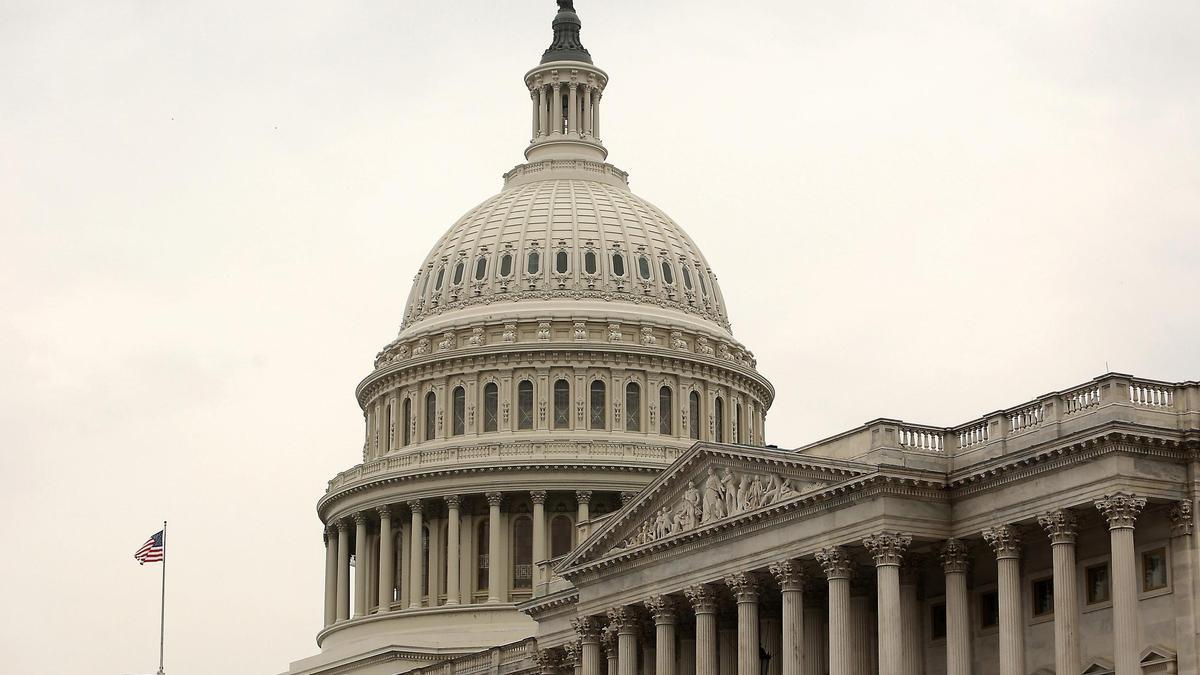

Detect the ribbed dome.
xmin=398 ymin=169 xmax=731 ymax=339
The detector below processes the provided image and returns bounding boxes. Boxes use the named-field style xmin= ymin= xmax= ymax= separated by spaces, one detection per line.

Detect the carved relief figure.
xmin=701 ymin=467 xmax=726 ymax=523
xmin=640 ymin=326 xmax=656 ymax=346
xmin=413 ymin=338 xmax=431 ymax=355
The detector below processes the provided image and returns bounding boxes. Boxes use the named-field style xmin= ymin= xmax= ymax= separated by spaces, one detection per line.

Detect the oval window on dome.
xmin=637 ymin=255 xmax=652 ymax=280
xmin=527 ymin=250 xmax=540 ymax=275
xmin=611 ymin=252 xmax=626 ymax=278
xmin=697 ymin=267 xmax=708 ymax=296
xmin=420 ymin=270 xmax=430 ymax=296
xmin=499 ymin=253 xmax=513 ymax=278
xmin=434 ymin=267 xmax=445 ymax=291
xmin=681 ymin=264 xmax=693 ymax=290
xmin=660 ymin=260 xmax=674 ymax=285
xmin=452 ymin=261 xmax=465 ymax=285
xmin=584 ymin=251 xmax=597 ymax=275
xmin=555 ymin=250 xmax=569 ymax=274
xmin=474 ymin=257 xmax=487 ymax=281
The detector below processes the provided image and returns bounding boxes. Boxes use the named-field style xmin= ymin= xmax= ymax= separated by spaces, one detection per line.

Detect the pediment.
xmin=1141 ymin=645 xmax=1176 ymax=665
xmin=1081 ymin=659 xmax=1114 ymax=674
xmin=560 ymin=443 xmax=870 ymax=570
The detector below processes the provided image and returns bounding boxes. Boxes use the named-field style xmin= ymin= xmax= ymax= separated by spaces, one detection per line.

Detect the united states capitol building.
xmin=282 ymin=4 xmax=1200 ymax=675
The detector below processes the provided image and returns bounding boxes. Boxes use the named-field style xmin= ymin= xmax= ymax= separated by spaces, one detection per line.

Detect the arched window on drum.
xmin=424 ymin=391 xmax=437 ymax=441
xmin=714 ymin=396 xmax=725 ymax=442
xmin=452 ymin=386 xmax=466 ymax=436
xmin=517 ymin=380 xmax=534 ymax=430
xmin=553 ymin=379 xmax=570 ymax=429
xmin=483 ymin=382 xmax=499 ymax=432
xmin=688 ymin=391 xmax=701 ymax=440
xmin=512 ymin=515 xmax=533 ymax=591
xmin=589 ymin=380 xmax=606 ymax=430
xmin=658 ymin=386 xmax=673 ymax=435
xmin=625 ymin=382 xmax=641 ymax=432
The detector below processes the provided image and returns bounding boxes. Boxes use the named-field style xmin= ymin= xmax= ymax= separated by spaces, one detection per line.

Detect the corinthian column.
xmin=864 ymin=532 xmax=911 ymax=673
xmin=816 ymin=547 xmax=854 ymax=675
xmin=323 ymin=527 xmax=338 ymax=627
xmin=983 ymin=525 xmax=1024 ymax=675
xmin=608 ymin=606 xmax=639 ymax=675
xmin=336 ymin=520 xmax=351 ymax=621
xmin=1095 ymin=492 xmax=1147 ymax=675
xmin=940 ymin=539 xmax=971 ymax=675
xmin=574 ymin=616 xmax=605 ymax=675
xmin=551 ymin=82 xmax=563 ymax=135
xmin=377 ymin=506 xmax=394 ymax=613
xmin=769 ymin=559 xmax=805 ymax=675
xmin=1038 ymin=509 xmax=1079 ymax=675
xmin=408 ymin=500 xmax=424 ymax=608
xmin=576 ymin=490 xmax=593 ymax=538
xmin=486 ymin=492 xmax=503 ymax=603
xmin=724 ymin=572 xmax=760 ymax=675
xmin=444 ymin=495 xmax=461 ymax=605
xmin=646 ymin=596 xmax=677 ymax=675
xmin=602 ymin=628 xmax=619 ymax=675
xmin=353 ymin=511 xmax=369 ymax=617
xmin=1170 ymin=500 xmax=1198 ymax=673
xmin=685 ymin=584 xmax=719 ymax=675
xmin=534 ymin=648 xmax=562 ymax=675
xmin=532 ymin=491 xmax=547 ymax=586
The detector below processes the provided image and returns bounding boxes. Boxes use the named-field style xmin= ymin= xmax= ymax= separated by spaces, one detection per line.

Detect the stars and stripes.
xmin=134 ymin=530 xmax=165 ymax=565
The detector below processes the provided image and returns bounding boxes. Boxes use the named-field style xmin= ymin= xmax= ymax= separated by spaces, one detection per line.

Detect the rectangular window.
xmin=1085 ymin=563 xmax=1110 ymax=605
xmin=1142 ymin=547 xmax=1168 ymax=592
xmin=930 ymin=602 xmax=947 ymax=640
xmin=979 ymin=590 xmax=999 ymax=629
xmin=1031 ymin=577 xmax=1054 ymax=617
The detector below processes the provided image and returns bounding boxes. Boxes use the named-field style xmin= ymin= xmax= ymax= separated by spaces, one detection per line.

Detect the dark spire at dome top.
xmin=541 ymin=0 xmax=592 ymax=64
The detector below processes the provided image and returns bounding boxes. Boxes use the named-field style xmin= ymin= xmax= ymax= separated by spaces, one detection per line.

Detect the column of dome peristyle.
xmin=525 ymin=61 xmax=608 ymax=163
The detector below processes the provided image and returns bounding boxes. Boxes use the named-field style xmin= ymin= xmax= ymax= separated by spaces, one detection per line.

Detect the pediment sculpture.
xmin=613 ymin=467 xmax=822 ymax=551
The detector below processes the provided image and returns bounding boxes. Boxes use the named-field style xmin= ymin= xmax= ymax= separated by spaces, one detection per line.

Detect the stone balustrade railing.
xmin=406 ymin=637 xmax=538 ymax=675
xmin=798 ymin=373 xmax=1199 ymax=463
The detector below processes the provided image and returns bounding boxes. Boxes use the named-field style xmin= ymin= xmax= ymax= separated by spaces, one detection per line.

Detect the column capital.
xmin=406 ymin=499 xmax=423 ymax=515
xmin=1037 ymin=508 xmax=1078 ymax=544
xmin=352 ymin=511 xmax=370 ymax=526
xmin=982 ymin=524 xmax=1021 ymax=559
xmin=816 ymin=546 xmax=855 ymax=580
xmin=768 ymin=558 xmax=805 ymax=591
xmin=337 ymin=519 xmax=354 ymax=533
xmin=644 ymin=594 xmax=677 ymax=624
xmin=444 ymin=494 xmax=462 ymax=509
xmin=940 ymin=538 xmax=970 ymax=574
xmin=863 ymin=532 xmax=912 ymax=567
xmin=532 ymin=647 xmax=563 ymax=675
xmin=1170 ymin=499 xmax=1194 ymax=537
xmin=531 ymin=490 xmax=548 ymax=505
xmin=572 ymin=615 xmax=606 ymax=641
xmin=600 ymin=626 xmax=618 ymax=654
xmin=723 ymin=571 xmax=761 ymax=602
xmin=376 ymin=504 xmax=392 ymax=519
xmin=575 ymin=490 xmax=593 ymax=504
xmin=684 ymin=583 xmax=719 ymax=614
xmin=562 ymin=641 xmax=581 ymax=667
xmin=620 ymin=491 xmax=638 ymax=505
xmin=485 ymin=491 xmax=504 ymax=507
xmin=607 ymin=605 xmax=639 ymax=633
xmin=1094 ymin=492 xmax=1147 ymax=529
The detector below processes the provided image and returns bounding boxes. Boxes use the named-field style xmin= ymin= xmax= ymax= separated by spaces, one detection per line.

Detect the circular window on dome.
xmin=499 ymin=252 xmax=514 ymax=278
xmin=527 ymin=250 xmax=541 ymax=275
xmin=637 ymin=255 xmax=652 ymax=281
xmin=584 ymin=250 xmax=597 ymax=275
xmin=681 ymin=263 xmax=693 ymax=290
xmin=555 ymin=251 xmax=569 ymax=274
xmin=611 ymin=252 xmax=626 ymax=278
xmin=474 ymin=256 xmax=487 ymax=281
xmin=660 ymin=259 xmax=675 ymax=285
xmin=452 ymin=260 xmax=465 ymax=285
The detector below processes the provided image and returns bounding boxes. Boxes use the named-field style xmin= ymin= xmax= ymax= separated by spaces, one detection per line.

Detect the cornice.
xmin=518 ymin=589 xmax=580 ymax=618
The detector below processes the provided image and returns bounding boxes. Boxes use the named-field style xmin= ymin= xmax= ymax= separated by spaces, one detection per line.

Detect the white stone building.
xmin=282 ymin=4 xmax=1199 ymax=675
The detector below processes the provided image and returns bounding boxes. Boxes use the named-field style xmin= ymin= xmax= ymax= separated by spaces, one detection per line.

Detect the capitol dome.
xmin=292 ymin=4 xmax=774 ymax=674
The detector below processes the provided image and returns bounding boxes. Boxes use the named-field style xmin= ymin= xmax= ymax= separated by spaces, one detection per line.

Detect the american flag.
xmin=134 ymin=530 xmax=165 ymax=565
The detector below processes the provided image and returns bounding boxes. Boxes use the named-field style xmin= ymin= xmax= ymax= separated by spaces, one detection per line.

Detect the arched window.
xmin=452 ymin=260 xmax=465 ymax=285
xmin=659 ymin=386 xmax=673 ymax=435
xmin=681 ymin=264 xmax=694 ymax=291
xmin=550 ymin=515 xmax=573 ymax=558
xmin=499 ymin=252 xmax=514 ymax=278
xmin=527 ymin=250 xmax=541 ymax=275
xmin=736 ymin=402 xmax=743 ymax=444
xmin=476 ymin=520 xmax=489 ymax=592
xmin=483 ymin=383 xmax=498 ymax=432
xmin=590 ymin=380 xmax=606 ymax=430
xmin=688 ymin=391 xmax=700 ymax=440
xmin=473 ymin=256 xmax=487 ymax=281
xmin=611 ymin=252 xmax=626 ymax=277
xmin=517 ymin=380 xmax=534 ymax=430
xmin=402 ymin=398 xmax=412 ymax=446
xmin=637 ymin=255 xmax=652 ymax=280
xmin=584 ymin=250 xmax=597 ymax=274
xmin=660 ymin=260 xmax=674 ymax=285
xmin=553 ymin=379 xmax=570 ymax=429
xmin=424 ymin=391 xmax=437 ymax=441
xmin=452 ymin=386 xmax=466 ymax=436
xmin=434 ymin=267 xmax=445 ymax=291
xmin=697 ymin=268 xmax=709 ymax=297
xmin=714 ymin=396 xmax=724 ymax=442
xmin=625 ymin=382 xmax=641 ymax=432
xmin=421 ymin=525 xmax=430 ymax=597
xmin=385 ymin=403 xmax=394 ymax=451
xmin=512 ymin=516 xmax=533 ymax=590
xmin=555 ymin=250 xmax=569 ymax=274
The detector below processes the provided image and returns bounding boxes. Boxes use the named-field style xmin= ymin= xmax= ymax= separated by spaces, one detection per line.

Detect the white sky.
xmin=2 ymin=1 xmax=1197 ymax=673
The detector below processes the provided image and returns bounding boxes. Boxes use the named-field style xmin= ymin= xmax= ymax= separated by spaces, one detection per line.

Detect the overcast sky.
xmin=2 ymin=1 xmax=1198 ymax=673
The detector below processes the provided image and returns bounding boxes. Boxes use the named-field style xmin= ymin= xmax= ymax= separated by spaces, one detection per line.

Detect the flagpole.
xmin=158 ymin=520 xmax=167 ymax=675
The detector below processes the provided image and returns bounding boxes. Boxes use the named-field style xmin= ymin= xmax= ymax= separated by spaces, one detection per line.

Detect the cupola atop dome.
xmin=541 ymin=1 xmax=591 ymax=64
